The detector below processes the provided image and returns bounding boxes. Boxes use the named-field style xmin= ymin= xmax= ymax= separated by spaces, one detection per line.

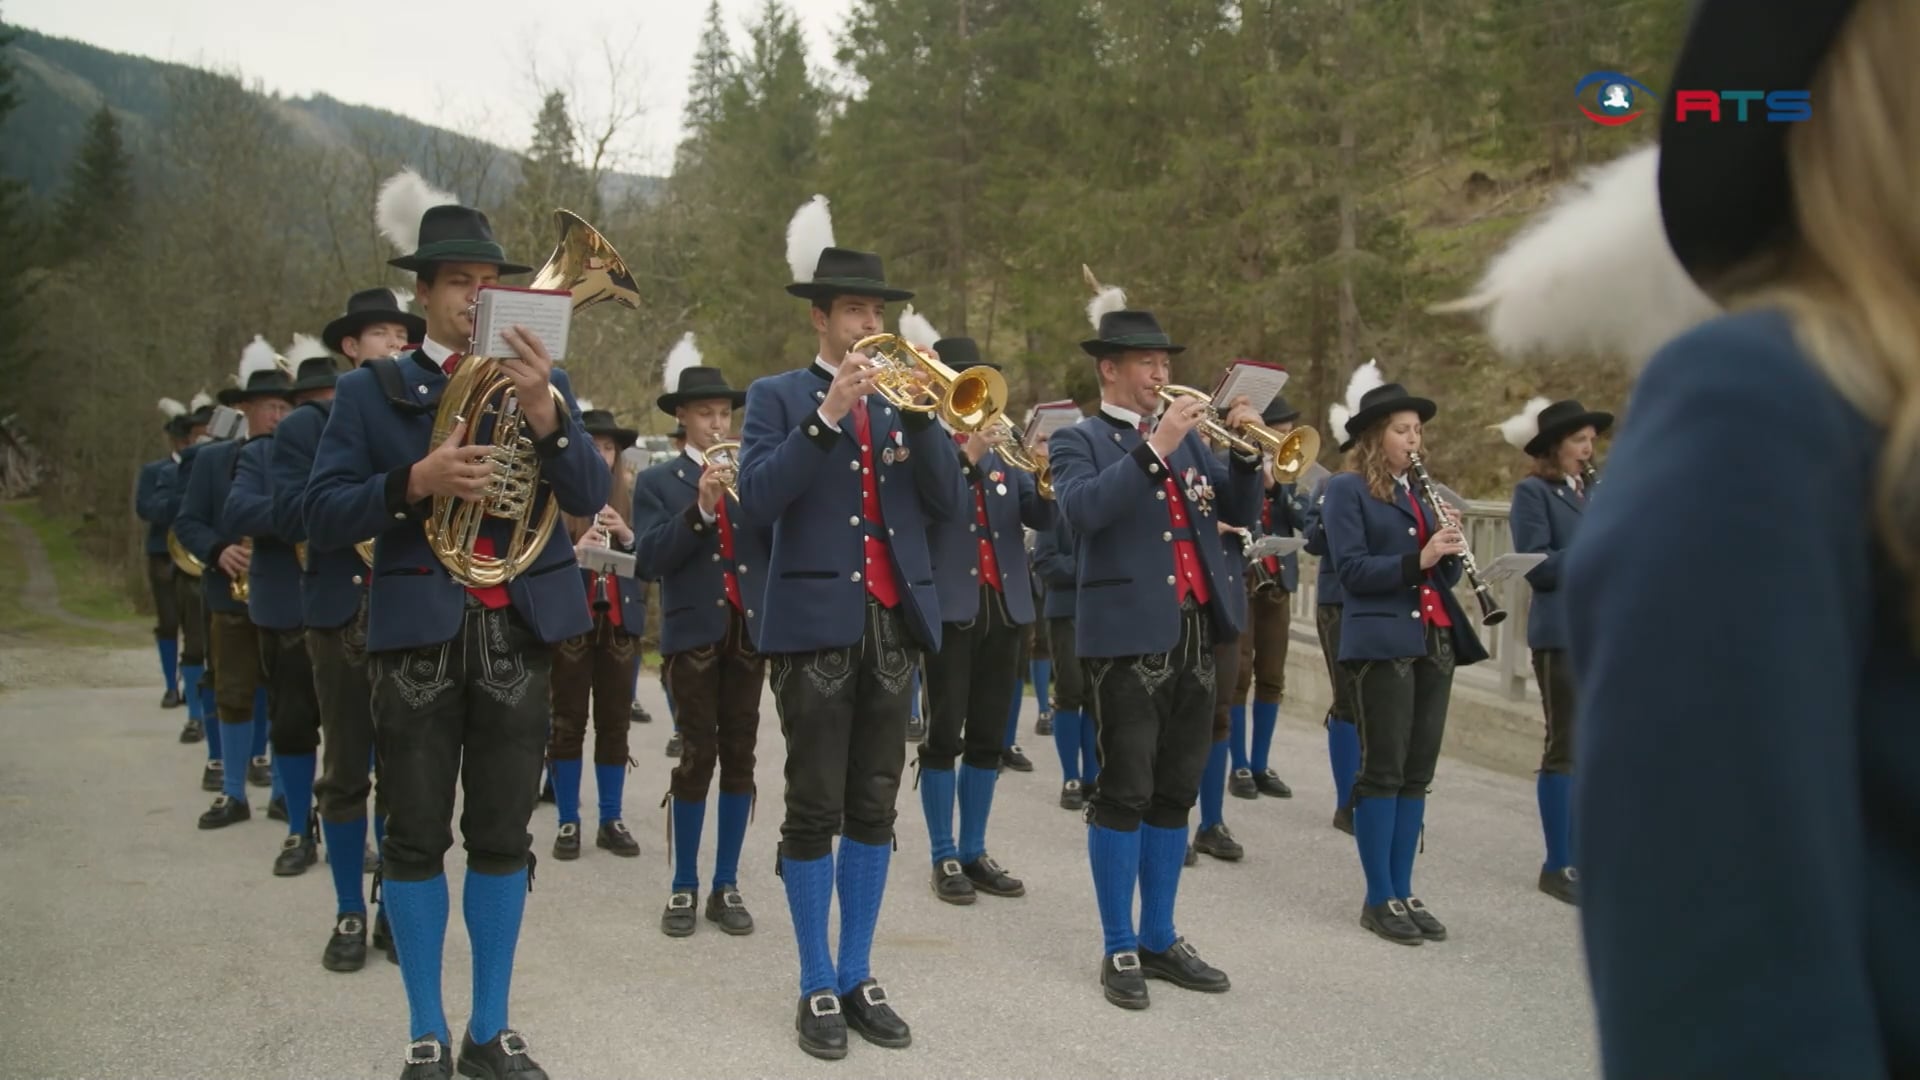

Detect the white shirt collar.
xmin=682 ymin=446 xmax=707 ymax=468
xmin=171 ymin=451 xmax=182 ymax=464
xmin=812 ymin=353 xmax=839 ymax=378
xmin=1100 ymin=402 xmax=1149 ymax=427
xmin=421 ymin=337 xmax=459 ymax=366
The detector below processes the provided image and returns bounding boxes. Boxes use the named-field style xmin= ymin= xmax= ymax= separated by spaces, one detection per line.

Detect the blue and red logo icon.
xmin=1574 ymin=71 xmax=1657 ymax=126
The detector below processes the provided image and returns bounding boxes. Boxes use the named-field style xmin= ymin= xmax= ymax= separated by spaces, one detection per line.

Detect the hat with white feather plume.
xmin=187 ymin=390 xmax=215 ymax=423
xmin=1078 ymin=264 xmax=1184 ymax=358
xmin=286 ymin=333 xmax=345 ymax=393
xmin=323 ymin=286 xmax=427 ymax=353
xmin=218 ymin=335 xmax=294 ymax=405
xmin=1496 ymin=396 xmax=1614 ymax=458
xmin=377 ymin=168 xmax=530 ymax=277
xmin=158 ymin=397 xmax=187 ymax=435
xmin=783 ymin=194 xmax=913 ymax=303
xmin=654 ymin=331 xmax=746 ymax=416
xmin=1328 ymin=360 xmax=1436 ymax=450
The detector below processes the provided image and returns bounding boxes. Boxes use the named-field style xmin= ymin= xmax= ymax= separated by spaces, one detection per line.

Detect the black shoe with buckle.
xmin=596 ymin=820 xmax=640 ymax=857
xmin=1404 ymin=896 xmax=1448 ymax=941
xmin=162 ymin=686 xmax=183 ymax=709
xmin=705 ymin=886 xmax=754 ymax=935
xmin=1000 ymin=745 xmax=1033 ymax=772
xmin=630 ymin=701 xmax=653 ymax=724
xmin=1139 ymin=937 xmax=1231 ymax=992
xmin=374 ymin=907 xmax=397 ymax=964
xmin=197 ymin=794 xmax=250 ymax=830
xmin=1059 ymin=779 xmax=1085 ymax=811
xmin=552 ymin=823 xmax=581 ymax=861
xmin=1254 ymin=769 xmax=1293 ymax=798
xmin=274 ymin=833 xmax=318 ymax=876
xmin=931 ymin=857 xmax=976 ymax=905
xmin=1538 ymin=866 xmax=1579 ymax=905
xmin=1360 ymin=899 xmax=1425 ymax=946
xmin=841 ymin=978 xmax=911 ymax=1049
xmin=1100 ymin=951 xmax=1149 ymax=1010
xmin=200 ymin=762 xmax=223 ymax=793
xmin=1228 ymin=768 xmax=1259 ymax=800
xmin=177 ymin=716 xmax=202 ymax=743
xmin=664 ymin=732 xmax=683 ymax=758
xmin=400 ymin=1036 xmax=453 ymax=1079
xmin=457 ymin=1028 xmax=547 ymax=1078
xmin=795 ymin=990 xmax=848 ymax=1061
xmin=1193 ymin=823 xmax=1244 ymax=861
xmin=1332 ymin=806 xmax=1355 ymax=835
xmin=962 ymin=854 xmax=1025 ymax=897
xmin=1035 ymin=710 xmax=1053 ymax=736
xmin=323 ymin=912 xmax=368 ymax=973
xmin=267 ymin=794 xmax=288 ymax=822
xmin=248 ymin=755 xmax=272 ymax=788
xmin=661 ymin=889 xmax=698 ymax=938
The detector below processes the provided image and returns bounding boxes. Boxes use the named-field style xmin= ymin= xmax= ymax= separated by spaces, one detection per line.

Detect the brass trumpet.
xmin=703 ymin=440 xmax=741 ymax=501
xmin=1155 ymin=386 xmax=1322 ymax=483
xmin=849 ymin=333 xmax=1007 ymax=433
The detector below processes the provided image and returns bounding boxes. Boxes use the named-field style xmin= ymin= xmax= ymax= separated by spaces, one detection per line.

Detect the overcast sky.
xmin=7 ymin=0 xmax=856 ymax=176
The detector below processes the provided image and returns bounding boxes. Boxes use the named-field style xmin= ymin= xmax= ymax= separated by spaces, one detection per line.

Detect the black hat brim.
xmin=1345 ymin=396 xmax=1437 ymax=437
xmin=216 ymin=386 xmax=293 ymax=406
xmin=1080 ymin=339 xmax=1187 ymax=358
xmin=1524 ymin=411 xmax=1614 ymax=457
xmin=388 ymin=243 xmax=534 ymax=276
xmin=322 ymin=310 xmax=428 ymax=354
xmin=786 ymin=280 xmax=915 ymax=303
xmin=583 ymin=424 xmax=639 ymax=450
xmin=288 ymin=375 xmax=339 ymax=393
xmin=657 ymin=389 xmax=748 ymax=417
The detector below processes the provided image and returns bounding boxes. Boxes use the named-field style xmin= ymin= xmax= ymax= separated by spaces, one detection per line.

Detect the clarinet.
xmin=1406 ymin=450 xmax=1507 ymax=626
xmin=1578 ymin=460 xmax=1598 ymax=492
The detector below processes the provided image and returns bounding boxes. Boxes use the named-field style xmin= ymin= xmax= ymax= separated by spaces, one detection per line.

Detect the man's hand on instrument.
xmin=499 ymin=325 xmax=560 ymax=437
xmin=407 ymin=420 xmax=496 ymax=503
xmin=216 ymin=544 xmax=250 ymax=577
xmin=821 ymin=352 xmax=881 ymax=425
xmin=1148 ymin=394 xmax=1208 ymax=458
xmin=1222 ymin=395 xmax=1260 ymax=433
xmin=963 ymin=430 xmax=994 ymax=465
xmin=696 ymin=465 xmax=729 ymax=516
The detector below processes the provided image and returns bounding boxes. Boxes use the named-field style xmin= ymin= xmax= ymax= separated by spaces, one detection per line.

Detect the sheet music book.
xmin=1479 ymin=552 xmax=1547 ymax=586
xmin=577 ymin=547 xmax=636 ymax=579
xmin=206 ymin=406 xmax=247 ymax=441
xmin=1248 ymin=535 xmax=1307 ymax=559
xmin=1024 ymin=400 xmax=1082 ymax=447
xmin=473 ymin=285 xmax=574 ymax=362
xmin=1210 ymin=360 xmax=1289 ymax=416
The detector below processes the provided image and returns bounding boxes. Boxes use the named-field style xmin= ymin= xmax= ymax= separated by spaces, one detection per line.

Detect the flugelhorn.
xmin=1406 ymin=450 xmax=1506 ymax=626
xmin=981 ymin=414 xmax=1053 ymax=500
xmin=703 ymin=440 xmax=741 ymax=501
xmin=1155 ymin=386 xmax=1322 ymax=482
xmin=848 ymin=333 xmax=1007 ymax=433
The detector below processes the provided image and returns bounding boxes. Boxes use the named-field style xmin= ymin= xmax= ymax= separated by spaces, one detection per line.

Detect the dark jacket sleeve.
xmin=174 ymin=443 xmax=230 ymax=565
xmin=270 ymin=410 xmax=319 ymax=543
xmin=223 ymin=439 xmax=276 ymax=539
xmin=1508 ymin=479 xmax=1560 ymax=592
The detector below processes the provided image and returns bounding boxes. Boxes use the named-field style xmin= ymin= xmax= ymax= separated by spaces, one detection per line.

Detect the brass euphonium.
xmin=423 ymin=210 xmax=641 ymax=588
xmin=982 ymin=415 xmax=1053 ymax=500
xmin=703 ymin=439 xmax=741 ymax=500
xmin=167 ymin=529 xmax=205 ymax=578
xmin=848 ymin=333 xmax=1007 ymax=433
xmin=1155 ymin=385 xmax=1323 ymax=484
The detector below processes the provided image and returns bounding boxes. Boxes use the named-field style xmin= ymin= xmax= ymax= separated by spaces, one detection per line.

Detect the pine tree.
xmin=0 ymin=15 xmax=37 ymax=400
xmin=56 ymin=103 xmax=134 ymax=254
xmin=676 ymin=0 xmax=735 ymax=171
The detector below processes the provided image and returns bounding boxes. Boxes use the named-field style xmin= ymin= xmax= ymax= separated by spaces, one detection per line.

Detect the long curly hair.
xmin=1345 ymin=425 xmax=1400 ymax=503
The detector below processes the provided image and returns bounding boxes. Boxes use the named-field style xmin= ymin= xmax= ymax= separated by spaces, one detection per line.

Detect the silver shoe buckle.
xmin=721 ymin=890 xmax=745 ymax=908
xmin=1111 ymin=951 xmax=1141 ymax=973
xmin=338 ymin=914 xmax=365 ymax=935
xmin=860 ymin=982 xmax=889 ymax=1008
xmin=497 ymin=1030 xmax=529 ymax=1056
xmin=939 ymin=858 xmax=964 ymax=877
xmin=668 ymin=892 xmax=695 ymax=910
xmin=808 ymin=992 xmax=842 ymax=1017
xmin=405 ymin=1039 xmax=442 ymax=1064
xmin=1174 ymin=939 xmax=1199 ymax=960
xmin=1386 ymin=899 xmax=1410 ymax=917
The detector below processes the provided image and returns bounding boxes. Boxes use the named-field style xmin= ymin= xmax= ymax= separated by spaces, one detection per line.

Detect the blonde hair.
xmin=1346 ymin=427 xmax=1399 ymax=503
xmin=1731 ymin=0 xmax=1920 ymax=639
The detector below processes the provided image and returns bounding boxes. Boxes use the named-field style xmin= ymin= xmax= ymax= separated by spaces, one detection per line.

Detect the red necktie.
xmin=852 ymin=397 xmax=871 ymax=442
xmin=441 ymin=353 xmax=463 ymax=375
xmin=1137 ymin=420 xmax=1151 ymax=438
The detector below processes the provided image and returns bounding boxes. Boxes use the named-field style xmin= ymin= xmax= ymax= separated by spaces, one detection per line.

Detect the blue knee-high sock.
xmin=1354 ymin=796 xmax=1397 ymax=906
xmin=957 ymin=763 xmax=999 ymax=864
xmin=464 ymin=867 xmax=529 ymax=1045
xmin=158 ymin=637 xmax=179 ymax=693
xmin=1031 ymin=658 xmax=1052 ymax=715
xmin=1198 ymin=739 xmax=1229 ymax=831
xmin=1537 ymin=772 xmax=1572 ymax=872
xmin=714 ymin=791 xmax=751 ymax=889
xmin=780 ymin=852 xmax=837 ymax=995
xmin=835 ymin=838 xmax=891 ymax=994
xmin=1087 ymin=825 xmax=1140 ymax=955
xmin=1390 ymin=797 xmax=1426 ymax=899
xmin=322 ymin=817 xmax=369 ymax=915
xmin=1080 ymin=713 xmax=1100 ymax=786
xmin=671 ymin=798 xmax=706 ymax=891
xmin=384 ymin=874 xmax=450 ymax=1043
xmin=1138 ymin=824 xmax=1189 ymax=952
xmin=219 ymin=720 xmax=250 ymax=800
xmin=1227 ymin=704 xmax=1249 ymax=772
xmin=1004 ymin=678 xmax=1025 ymax=748
xmin=180 ymin=663 xmax=204 ymax=721
xmin=909 ymin=670 xmax=921 ymax=720
xmin=1051 ymin=709 xmax=1082 ymax=781
xmin=1328 ymin=718 xmax=1361 ymax=812
xmin=250 ymin=687 xmax=269 ymax=758
xmin=198 ymin=680 xmax=217 ymax=734
xmin=280 ymin=753 xmax=316 ymax=837
xmin=595 ymin=763 xmax=625 ymax=825
xmin=1251 ymin=701 xmax=1280 ymax=773
xmin=551 ymin=758 xmax=583 ymax=826
xmin=919 ymin=765 xmax=958 ymax=864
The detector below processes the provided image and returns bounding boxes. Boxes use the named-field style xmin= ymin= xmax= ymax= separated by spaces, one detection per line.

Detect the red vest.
xmin=1406 ymin=492 xmax=1453 ymax=629
xmin=851 ymin=400 xmax=901 ymax=607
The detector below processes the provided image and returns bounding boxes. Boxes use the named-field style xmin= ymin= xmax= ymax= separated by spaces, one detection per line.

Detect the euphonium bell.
xmin=167 ymin=529 xmax=205 ymax=579
xmin=849 ymin=333 xmax=1007 ymax=433
xmin=983 ymin=415 xmax=1054 ymax=500
xmin=703 ymin=439 xmax=741 ymax=501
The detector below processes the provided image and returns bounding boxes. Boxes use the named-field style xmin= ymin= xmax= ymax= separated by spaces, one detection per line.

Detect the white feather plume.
xmin=663 ymin=332 xmax=702 ymax=395
xmin=1343 ymin=360 xmax=1385 ymax=413
xmin=189 ymin=390 xmax=214 ymax=412
xmin=1328 ymin=403 xmax=1352 ymax=447
xmin=158 ymin=397 xmax=186 ymax=419
xmin=376 ymin=168 xmax=460 ymax=259
xmin=235 ymin=334 xmax=281 ymax=386
xmin=1495 ymin=396 xmax=1554 ymax=451
xmin=1430 ymin=145 xmax=1718 ymax=368
xmin=785 ymin=194 xmax=835 ymax=283
xmin=287 ymin=333 xmax=330 ymax=364
xmin=898 ymin=305 xmax=941 ymax=350
xmin=575 ymin=398 xmax=596 ymax=413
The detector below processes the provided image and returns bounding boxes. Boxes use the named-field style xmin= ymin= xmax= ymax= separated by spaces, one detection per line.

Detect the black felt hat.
xmin=656 ymin=367 xmax=747 ymax=416
xmin=1262 ymin=395 xmax=1300 ymax=426
xmin=323 ymin=288 xmax=428 ymax=354
xmin=288 ymin=356 xmax=344 ymax=393
xmin=1081 ymin=310 xmax=1186 ymax=358
xmin=1525 ymin=399 xmax=1614 ymax=457
xmin=786 ymin=247 xmax=914 ymax=303
xmin=1344 ymin=383 xmax=1437 ymax=439
xmin=1657 ymin=0 xmax=1860 ymax=286
xmin=932 ymin=337 xmax=998 ymax=372
xmin=581 ymin=408 xmax=639 ymax=451
xmin=217 ymin=339 xmax=294 ymax=405
xmin=387 ymin=205 xmax=532 ymax=277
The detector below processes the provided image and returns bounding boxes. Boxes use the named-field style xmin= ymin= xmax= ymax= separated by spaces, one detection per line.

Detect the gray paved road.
xmin=2 ymin=661 xmax=1597 ymax=1079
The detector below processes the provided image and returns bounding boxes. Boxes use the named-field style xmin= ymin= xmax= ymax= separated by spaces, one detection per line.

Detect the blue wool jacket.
xmin=224 ymin=435 xmax=302 ymax=631
xmin=1508 ymin=474 xmax=1586 ymax=652
xmin=1033 ymin=514 xmax=1077 ymax=620
xmin=271 ymin=400 xmax=366 ymax=630
xmin=135 ymin=457 xmax=177 ymax=556
xmin=173 ymin=438 xmax=247 ymax=616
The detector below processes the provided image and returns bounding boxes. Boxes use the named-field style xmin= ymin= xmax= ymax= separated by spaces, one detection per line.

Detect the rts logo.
xmin=1574 ymin=70 xmax=1812 ymax=125
xmin=1574 ymin=72 xmax=1656 ymax=126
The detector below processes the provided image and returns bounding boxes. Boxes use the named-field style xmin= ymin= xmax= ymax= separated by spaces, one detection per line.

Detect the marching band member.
xmin=1227 ymin=396 xmax=1304 ymax=801
xmin=999 ymin=629 xmax=1036 ymax=772
xmin=736 ymin=195 xmax=963 ymax=1059
xmin=1047 ymin=282 xmax=1260 ymax=1009
xmin=1320 ymin=373 xmax=1488 ymax=946
xmin=175 ymin=338 xmax=291 ymax=830
xmin=276 ymin=286 xmax=420 ymax=971
xmin=1031 ymin=495 xmax=1096 ymax=809
xmin=171 ymin=393 xmax=224 ymax=790
xmin=1499 ymin=396 xmax=1611 ymax=906
xmin=632 ymin=334 xmax=768 ymax=939
xmin=911 ymin=321 xmax=1053 ymax=906
xmin=1305 ymin=376 xmax=1366 ymax=836
xmin=305 ymin=176 xmax=606 ymax=1078
xmin=545 ymin=401 xmax=644 ymax=863
xmin=138 ymin=399 xmax=190 ymax=716
xmin=224 ymin=335 xmax=337 ymax=877
xmin=1193 ymin=519 xmax=1248 ymax=863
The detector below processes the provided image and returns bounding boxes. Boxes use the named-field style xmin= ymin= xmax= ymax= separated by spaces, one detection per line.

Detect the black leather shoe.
xmin=1059 ymin=779 xmax=1085 ymax=811
xmin=931 ymin=857 xmax=976 ymax=905
xmin=267 ymin=795 xmax=289 ymax=822
xmin=552 ymin=823 xmax=581 ymax=861
xmin=795 ymin=990 xmax=848 ymax=1061
xmin=197 ymin=794 xmax=250 ymax=830
xmin=400 ymin=1037 xmax=453 ymax=1079
xmin=596 ymin=820 xmax=640 ymax=857
xmin=200 ymin=762 xmax=223 ymax=793
xmin=962 ymin=854 xmax=1025 ymax=898
xmin=456 ymin=1028 xmax=548 ymax=1078
xmin=1538 ymin=866 xmax=1579 ymax=905
xmin=323 ymin=912 xmax=369 ymax=973
xmin=248 ymin=755 xmax=272 ymax=788
xmin=1184 ymin=843 xmax=1198 ymax=867
xmin=177 ymin=717 xmax=202 ymax=744
xmin=904 ymin=716 xmax=926 ymax=742
xmin=1254 ymin=769 xmax=1293 ymax=798
xmin=1360 ymin=900 xmax=1425 ymax=946
xmin=162 ymin=687 xmax=183 ymax=709
xmin=273 ymin=833 xmax=318 ymax=876
xmin=373 ymin=908 xmax=397 ymax=964
xmin=1100 ymin=951 xmax=1149 ymax=1010
xmin=1405 ymin=896 xmax=1448 ymax=941
xmin=630 ymin=701 xmax=653 ymax=724
xmin=705 ymin=886 xmax=754 ymax=935
xmin=1332 ymin=806 xmax=1355 ymax=835
xmin=1035 ymin=710 xmax=1053 ymax=736
xmin=841 ymin=979 xmax=911 ymax=1048
xmin=1228 ymin=768 xmax=1259 ymax=800
xmin=1000 ymin=745 xmax=1034 ymax=772
xmin=1139 ymin=937 xmax=1231 ymax=992
xmin=1193 ymin=824 xmax=1244 ymax=861
xmin=661 ymin=890 xmax=698 ymax=937
xmin=664 ymin=732 xmax=683 ymax=758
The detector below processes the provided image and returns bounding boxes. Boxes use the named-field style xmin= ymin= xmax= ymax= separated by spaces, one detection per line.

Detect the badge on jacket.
xmin=1184 ymin=467 xmax=1215 ymax=517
